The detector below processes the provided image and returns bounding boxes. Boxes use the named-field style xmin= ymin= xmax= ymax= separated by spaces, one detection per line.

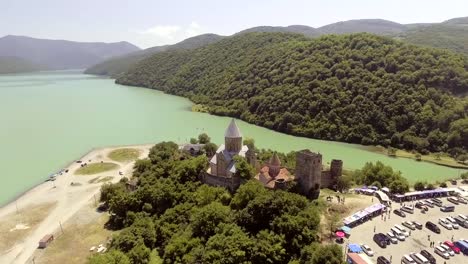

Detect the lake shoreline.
xmin=0 ymin=144 xmax=152 ymax=264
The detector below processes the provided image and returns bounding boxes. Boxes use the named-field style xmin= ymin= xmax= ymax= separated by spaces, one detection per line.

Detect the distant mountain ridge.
xmin=85 ymin=16 xmax=468 ymax=77
xmin=84 ymin=34 xmax=224 ymax=77
xmin=0 ymin=35 xmax=140 ymax=72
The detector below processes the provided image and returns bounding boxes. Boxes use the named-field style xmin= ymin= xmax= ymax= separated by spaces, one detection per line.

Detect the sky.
xmin=1 ymin=0 xmax=467 ymax=48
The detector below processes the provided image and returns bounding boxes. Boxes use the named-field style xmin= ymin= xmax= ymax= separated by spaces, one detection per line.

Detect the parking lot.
xmin=345 ymin=197 xmax=468 ymax=263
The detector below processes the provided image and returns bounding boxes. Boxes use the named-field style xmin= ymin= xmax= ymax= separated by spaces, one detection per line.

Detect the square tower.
xmin=295 ymin=149 xmax=322 ymax=196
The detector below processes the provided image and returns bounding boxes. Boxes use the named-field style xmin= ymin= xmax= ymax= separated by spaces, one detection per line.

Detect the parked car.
xmin=361 ymin=244 xmax=374 ymax=256
xmin=424 ymin=200 xmax=434 ymax=208
xmin=446 ymin=217 xmax=460 ymax=229
xmin=440 ymin=205 xmax=455 ymax=212
xmin=420 ymin=250 xmax=436 ymax=264
xmin=439 ymin=218 xmax=453 ymax=230
xmin=401 ymin=254 xmax=416 ymax=264
xmin=395 ymin=224 xmax=410 ymax=237
xmin=444 ymin=241 xmax=460 ymax=254
xmin=451 ymin=179 xmax=457 ymax=185
xmin=373 ymin=233 xmax=388 ymax=248
xmin=458 ymin=214 xmax=468 ymax=221
xmin=410 ymin=252 xmax=430 ymax=264
xmin=431 ymin=198 xmax=443 ymax=207
xmin=393 ymin=209 xmax=406 ymax=218
xmin=391 ymin=228 xmax=406 ymax=241
xmin=401 ymin=205 xmax=414 ymax=214
xmin=403 ymin=221 xmax=416 ymax=230
xmin=434 ymin=246 xmax=450 ymax=259
xmin=377 ymin=256 xmax=391 ymax=264
xmin=448 ymin=197 xmax=459 ymax=205
xmin=455 ymin=216 xmax=468 ymax=228
xmin=440 ymin=244 xmax=455 ymax=256
xmin=425 ymin=221 xmax=440 ymax=234
xmin=386 ymin=231 xmax=398 ymax=244
xmin=457 ymin=197 xmax=467 ymax=204
xmin=415 ymin=202 xmax=428 ymax=211
xmin=411 ymin=221 xmax=423 ymax=230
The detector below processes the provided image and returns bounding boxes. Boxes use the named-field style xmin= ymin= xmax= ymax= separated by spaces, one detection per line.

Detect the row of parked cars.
xmin=399 ymin=239 xmax=468 ymax=264
xmin=374 ymin=222 xmax=421 ymax=248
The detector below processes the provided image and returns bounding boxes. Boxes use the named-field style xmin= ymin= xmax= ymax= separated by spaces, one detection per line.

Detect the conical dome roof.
xmin=224 ymin=119 xmax=242 ymax=138
xmin=269 ymin=152 xmax=281 ymax=166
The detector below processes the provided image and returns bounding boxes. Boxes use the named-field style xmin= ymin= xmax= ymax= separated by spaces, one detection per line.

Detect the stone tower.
xmin=268 ymin=152 xmax=281 ymax=177
xmin=245 ymin=147 xmax=257 ymax=168
xmin=225 ymin=119 xmax=242 ymax=153
xmin=295 ymin=150 xmax=322 ymax=195
xmin=330 ymin=159 xmax=343 ymax=178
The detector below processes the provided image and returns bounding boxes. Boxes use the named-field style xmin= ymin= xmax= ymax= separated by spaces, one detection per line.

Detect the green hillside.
xmin=0 ymin=56 xmax=44 ymax=74
xmin=117 ymin=32 xmax=468 ymax=159
xmin=399 ymin=17 xmax=468 ymax=56
xmin=84 ymin=34 xmax=223 ymax=77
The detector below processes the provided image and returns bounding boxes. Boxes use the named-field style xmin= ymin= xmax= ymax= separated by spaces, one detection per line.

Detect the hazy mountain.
xmin=236 ymin=25 xmax=320 ymax=37
xmin=398 ymin=17 xmax=468 ymax=56
xmin=84 ymin=34 xmax=224 ymax=77
xmin=0 ymin=56 xmax=44 ymax=74
xmin=0 ymin=35 xmax=140 ymax=71
xmin=317 ymin=19 xmax=407 ymax=35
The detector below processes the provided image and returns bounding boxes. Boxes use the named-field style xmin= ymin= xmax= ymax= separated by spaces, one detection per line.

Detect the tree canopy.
xmin=117 ymin=32 xmax=468 ymax=159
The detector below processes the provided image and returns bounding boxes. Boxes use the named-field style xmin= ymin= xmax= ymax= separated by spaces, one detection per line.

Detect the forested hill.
xmin=0 ymin=56 xmax=43 ymax=74
xmin=117 ymin=32 xmax=468 ymax=159
xmin=84 ymin=34 xmax=224 ymax=77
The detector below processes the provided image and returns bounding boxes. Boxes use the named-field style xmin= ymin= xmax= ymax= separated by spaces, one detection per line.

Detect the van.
xmin=410 ymin=253 xmax=429 ymax=264
xmin=454 ymin=240 xmax=468 ymax=255
xmin=425 ymin=221 xmax=440 ymax=234
xmin=431 ymin=198 xmax=442 ymax=207
xmin=434 ymin=246 xmax=450 ymax=259
xmin=401 ymin=205 xmax=414 ymax=214
xmin=373 ymin=233 xmax=387 ymax=248
xmin=395 ymin=224 xmax=409 ymax=236
xmin=403 ymin=221 xmax=416 ymax=230
xmin=401 ymin=254 xmax=416 ymax=264
xmin=391 ymin=227 xmax=405 ymax=241
xmin=448 ymin=197 xmax=459 ymax=205
xmin=455 ymin=216 xmax=468 ymax=228
xmin=377 ymin=256 xmax=391 ymax=264
xmin=440 ymin=205 xmax=454 ymax=212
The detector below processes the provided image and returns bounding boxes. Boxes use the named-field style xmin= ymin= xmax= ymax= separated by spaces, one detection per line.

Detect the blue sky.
xmin=2 ymin=0 xmax=467 ymax=48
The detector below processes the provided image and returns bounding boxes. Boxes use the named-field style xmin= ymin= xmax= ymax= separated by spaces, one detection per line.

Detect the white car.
xmin=386 ymin=231 xmax=398 ymax=244
xmin=360 ymin=244 xmax=374 ymax=257
xmin=395 ymin=224 xmax=410 ymax=237
xmin=435 ymin=246 xmax=450 ymax=259
xmin=440 ymin=244 xmax=455 ymax=256
xmin=403 ymin=221 xmax=416 ymax=230
xmin=391 ymin=228 xmax=406 ymax=241
xmin=439 ymin=218 xmax=453 ymax=230
xmin=446 ymin=217 xmax=460 ymax=229
xmin=458 ymin=214 xmax=468 ymax=221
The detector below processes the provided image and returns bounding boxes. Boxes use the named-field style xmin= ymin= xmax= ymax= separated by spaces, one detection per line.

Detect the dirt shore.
xmin=0 ymin=144 xmax=152 ymax=264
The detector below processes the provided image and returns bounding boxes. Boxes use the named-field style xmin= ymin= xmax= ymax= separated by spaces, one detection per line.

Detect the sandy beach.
xmin=0 ymin=144 xmax=152 ymax=264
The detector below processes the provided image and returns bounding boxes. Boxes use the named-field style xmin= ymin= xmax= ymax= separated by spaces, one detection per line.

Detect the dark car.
xmin=373 ymin=233 xmax=388 ymax=248
xmin=420 ymin=249 xmax=436 ymax=264
xmin=377 ymin=256 xmax=391 ymax=264
xmin=393 ymin=209 xmax=406 ymax=218
xmin=425 ymin=221 xmax=441 ymax=234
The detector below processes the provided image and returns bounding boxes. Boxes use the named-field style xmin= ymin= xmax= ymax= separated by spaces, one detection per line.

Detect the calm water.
xmin=0 ymin=71 xmax=465 ymax=206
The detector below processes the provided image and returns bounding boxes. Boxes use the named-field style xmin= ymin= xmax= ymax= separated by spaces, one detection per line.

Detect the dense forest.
xmin=117 ymin=32 xmax=468 ymax=159
xmin=89 ymin=141 xmax=344 ymax=264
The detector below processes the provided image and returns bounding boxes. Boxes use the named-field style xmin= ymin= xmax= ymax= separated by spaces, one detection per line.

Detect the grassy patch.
xmin=87 ymin=176 xmax=113 ymax=184
xmin=75 ymin=163 xmax=119 ymax=175
xmin=0 ymin=202 xmax=57 ymax=253
xmin=191 ymin=104 xmax=209 ymax=113
xmin=108 ymin=148 xmax=141 ymax=162
xmin=38 ymin=214 xmax=114 ymax=264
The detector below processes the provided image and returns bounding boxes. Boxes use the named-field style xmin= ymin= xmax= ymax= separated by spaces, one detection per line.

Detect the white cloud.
xmin=137 ymin=21 xmax=205 ymax=47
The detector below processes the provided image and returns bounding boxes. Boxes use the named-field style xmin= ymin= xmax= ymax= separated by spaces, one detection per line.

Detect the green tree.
xmin=198 ymin=133 xmax=211 ymax=144
xmin=203 ymin=142 xmax=218 ymax=157
xmin=88 ymin=250 xmax=131 ymax=264
xmin=230 ymin=180 xmax=267 ymax=210
xmin=190 ymin=202 xmax=232 ymax=238
xmin=251 ymin=230 xmax=287 ymax=264
xmin=299 ymin=243 xmax=344 ymax=264
xmin=413 ymin=181 xmax=426 ymax=191
xmin=190 ymin=138 xmax=198 ymax=144
xmin=233 ymin=156 xmax=255 ymax=180
xmin=128 ymin=243 xmax=151 ymax=264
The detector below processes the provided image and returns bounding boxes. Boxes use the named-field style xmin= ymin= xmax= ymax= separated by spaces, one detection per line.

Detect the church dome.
xmin=224 ymin=119 xmax=242 ymax=138
xmin=269 ymin=152 xmax=281 ymax=166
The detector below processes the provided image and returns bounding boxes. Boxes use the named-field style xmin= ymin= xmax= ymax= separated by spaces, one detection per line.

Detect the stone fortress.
xmin=200 ymin=119 xmax=343 ymax=196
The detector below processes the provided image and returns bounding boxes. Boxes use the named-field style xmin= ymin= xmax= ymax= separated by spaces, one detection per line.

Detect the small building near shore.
xmin=38 ymin=234 xmax=54 ymax=249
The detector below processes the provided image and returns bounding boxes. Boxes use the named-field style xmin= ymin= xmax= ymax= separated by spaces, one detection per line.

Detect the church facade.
xmin=201 ymin=119 xmax=343 ymax=195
